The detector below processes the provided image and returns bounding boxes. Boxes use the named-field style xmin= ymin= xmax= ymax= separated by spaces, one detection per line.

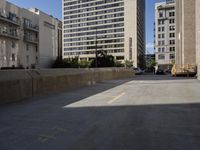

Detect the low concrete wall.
xmin=0 ymin=68 xmax=134 ymax=104
xmin=198 ymin=64 xmax=200 ymax=80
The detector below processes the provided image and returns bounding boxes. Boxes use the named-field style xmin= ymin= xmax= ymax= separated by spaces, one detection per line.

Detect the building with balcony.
xmin=62 ymin=0 xmax=145 ymax=68
xmin=0 ymin=0 xmax=62 ymax=69
xmin=155 ymin=0 xmax=176 ymax=70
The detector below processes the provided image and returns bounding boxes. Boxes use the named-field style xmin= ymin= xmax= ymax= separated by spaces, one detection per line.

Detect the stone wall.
xmin=0 ymin=68 xmax=134 ymax=104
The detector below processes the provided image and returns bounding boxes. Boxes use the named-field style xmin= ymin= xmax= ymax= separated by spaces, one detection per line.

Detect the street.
xmin=0 ymin=74 xmax=200 ymax=150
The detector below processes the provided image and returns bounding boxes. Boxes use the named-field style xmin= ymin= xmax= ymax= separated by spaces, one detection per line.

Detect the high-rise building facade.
xmin=175 ymin=0 xmax=200 ymax=79
xmin=62 ymin=0 xmax=145 ymax=68
xmin=0 ymin=0 xmax=62 ymax=69
xmin=155 ymin=0 xmax=176 ymax=70
xmin=175 ymin=0 xmax=196 ymax=66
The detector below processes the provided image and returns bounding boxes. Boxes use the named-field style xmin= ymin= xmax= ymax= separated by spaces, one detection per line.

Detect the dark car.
xmin=156 ymin=69 xmax=165 ymax=75
xmin=133 ymin=68 xmax=143 ymax=75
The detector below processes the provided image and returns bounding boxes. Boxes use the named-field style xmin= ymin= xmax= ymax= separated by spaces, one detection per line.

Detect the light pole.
xmin=95 ymin=27 xmax=98 ymax=68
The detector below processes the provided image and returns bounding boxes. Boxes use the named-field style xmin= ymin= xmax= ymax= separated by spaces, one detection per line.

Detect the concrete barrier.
xmin=0 ymin=68 xmax=134 ymax=104
xmin=198 ymin=64 xmax=200 ymax=80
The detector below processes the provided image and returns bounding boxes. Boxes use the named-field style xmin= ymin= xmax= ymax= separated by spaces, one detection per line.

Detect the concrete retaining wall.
xmin=0 ymin=68 xmax=134 ymax=104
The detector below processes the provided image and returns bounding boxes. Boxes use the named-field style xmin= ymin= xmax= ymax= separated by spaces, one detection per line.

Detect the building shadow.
xmin=0 ymin=102 xmax=200 ymax=150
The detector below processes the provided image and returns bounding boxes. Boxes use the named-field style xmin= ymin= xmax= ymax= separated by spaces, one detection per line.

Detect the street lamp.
xmin=95 ymin=27 xmax=98 ymax=68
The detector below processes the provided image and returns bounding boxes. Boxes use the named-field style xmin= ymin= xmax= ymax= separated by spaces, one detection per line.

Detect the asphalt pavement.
xmin=0 ymin=74 xmax=200 ymax=150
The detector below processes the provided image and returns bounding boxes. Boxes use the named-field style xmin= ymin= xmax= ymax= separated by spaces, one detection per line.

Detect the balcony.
xmin=0 ymin=13 xmax=20 ymax=26
xmin=0 ymin=29 xmax=20 ymax=40
xmin=24 ymin=23 xmax=39 ymax=32
xmin=24 ymin=36 xmax=39 ymax=45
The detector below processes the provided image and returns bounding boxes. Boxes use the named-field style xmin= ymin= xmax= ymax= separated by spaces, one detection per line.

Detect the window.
xmin=35 ymin=45 xmax=38 ymax=52
xmin=26 ymin=55 xmax=29 ymax=64
xmin=169 ymin=12 xmax=175 ymax=17
xmin=162 ymin=47 xmax=165 ymax=52
xmin=170 ymin=40 xmax=175 ymax=45
xmin=158 ymin=20 xmax=164 ymax=25
xmin=159 ymin=12 xmax=163 ymax=18
xmin=170 ymin=47 xmax=175 ymax=52
xmin=169 ymin=33 xmax=175 ymax=38
xmin=44 ymin=21 xmax=55 ymax=30
xmin=170 ymin=54 xmax=175 ymax=59
xmin=11 ymin=53 xmax=15 ymax=61
xmin=169 ymin=19 xmax=175 ymax=24
xmin=158 ymin=54 xmax=165 ymax=60
xmin=36 ymin=56 xmax=38 ymax=63
xmin=26 ymin=44 xmax=29 ymax=51
xmin=169 ymin=26 xmax=175 ymax=31
xmin=116 ymin=56 xmax=124 ymax=60
xmin=12 ymin=41 xmax=16 ymax=48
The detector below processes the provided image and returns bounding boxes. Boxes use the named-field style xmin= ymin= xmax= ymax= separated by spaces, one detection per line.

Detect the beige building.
xmin=0 ymin=0 xmax=62 ymax=69
xmin=175 ymin=0 xmax=196 ymax=66
xmin=155 ymin=0 xmax=176 ymax=70
xmin=175 ymin=0 xmax=200 ymax=79
xmin=62 ymin=0 xmax=145 ymax=68
xmin=196 ymin=0 xmax=200 ymax=79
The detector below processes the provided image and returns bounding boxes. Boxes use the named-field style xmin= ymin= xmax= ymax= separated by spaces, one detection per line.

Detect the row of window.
xmin=64 ymin=13 xmax=124 ymax=24
xmin=64 ymin=0 xmax=122 ymax=7
xmin=64 ymin=39 xmax=124 ymax=47
xmin=64 ymin=12 xmax=123 ymax=22
xmin=158 ymin=33 xmax=175 ymax=39
xmin=158 ymin=25 xmax=175 ymax=32
xmin=159 ymin=11 xmax=175 ymax=18
xmin=157 ymin=47 xmax=175 ymax=52
xmin=158 ymin=19 xmax=175 ymax=25
xmin=64 ymin=44 xmax=124 ymax=51
xmin=158 ymin=54 xmax=175 ymax=60
xmin=64 ymin=1 xmax=123 ymax=11
xmin=63 ymin=33 xmax=124 ymax=42
xmin=64 ymin=49 xmax=124 ymax=56
xmin=64 ymin=23 xmax=124 ymax=33
xmin=64 ymin=27 xmax=124 ymax=38
xmin=158 ymin=39 xmax=175 ymax=46
xmin=63 ymin=5 xmax=123 ymax=16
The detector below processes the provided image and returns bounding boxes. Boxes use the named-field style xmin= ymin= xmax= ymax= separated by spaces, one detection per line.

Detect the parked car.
xmin=156 ymin=69 xmax=165 ymax=75
xmin=133 ymin=67 xmax=143 ymax=75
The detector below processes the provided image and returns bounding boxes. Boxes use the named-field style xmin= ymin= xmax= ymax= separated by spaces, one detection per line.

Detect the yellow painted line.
xmin=107 ymin=92 xmax=126 ymax=104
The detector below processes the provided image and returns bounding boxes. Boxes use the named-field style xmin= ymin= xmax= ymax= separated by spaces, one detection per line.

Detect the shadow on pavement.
xmin=0 ymin=103 xmax=200 ymax=150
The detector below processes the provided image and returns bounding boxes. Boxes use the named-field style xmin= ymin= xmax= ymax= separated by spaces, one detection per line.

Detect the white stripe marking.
xmin=107 ymin=92 xmax=126 ymax=104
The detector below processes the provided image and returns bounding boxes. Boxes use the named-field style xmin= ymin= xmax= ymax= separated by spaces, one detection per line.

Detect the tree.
xmin=79 ymin=60 xmax=91 ymax=68
xmin=125 ymin=60 xmax=133 ymax=68
xmin=90 ymin=50 xmax=115 ymax=67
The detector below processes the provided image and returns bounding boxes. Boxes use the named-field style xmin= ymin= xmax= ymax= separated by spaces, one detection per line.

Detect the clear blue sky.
xmin=8 ymin=0 xmax=164 ymax=54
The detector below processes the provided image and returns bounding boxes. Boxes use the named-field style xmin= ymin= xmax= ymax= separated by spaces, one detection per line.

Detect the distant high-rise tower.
xmin=62 ymin=0 xmax=145 ymax=68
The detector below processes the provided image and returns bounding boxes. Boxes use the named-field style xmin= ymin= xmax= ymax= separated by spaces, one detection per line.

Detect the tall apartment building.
xmin=155 ymin=0 xmax=176 ymax=70
xmin=62 ymin=0 xmax=145 ymax=68
xmin=0 ymin=0 xmax=62 ymax=69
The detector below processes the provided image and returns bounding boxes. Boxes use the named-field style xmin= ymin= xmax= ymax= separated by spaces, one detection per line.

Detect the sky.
xmin=8 ymin=0 xmax=164 ymax=54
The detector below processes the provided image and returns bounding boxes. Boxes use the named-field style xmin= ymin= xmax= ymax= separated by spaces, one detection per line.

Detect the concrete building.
xmin=155 ymin=0 xmax=176 ymax=70
xmin=62 ymin=0 xmax=145 ymax=68
xmin=0 ymin=0 xmax=62 ymax=69
xmin=175 ymin=0 xmax=196 ymax=66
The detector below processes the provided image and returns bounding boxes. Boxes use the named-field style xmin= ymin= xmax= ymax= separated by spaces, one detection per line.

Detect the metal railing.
xmin=0 ymin=29 xmax=20 ymax=40
xmin=0 ymin=13 xmax=20 ymax=26
xmin=23 ymin=23 xmax=39 ymax=32
xmin=23 ymin=36 xmax=39 ymax=44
